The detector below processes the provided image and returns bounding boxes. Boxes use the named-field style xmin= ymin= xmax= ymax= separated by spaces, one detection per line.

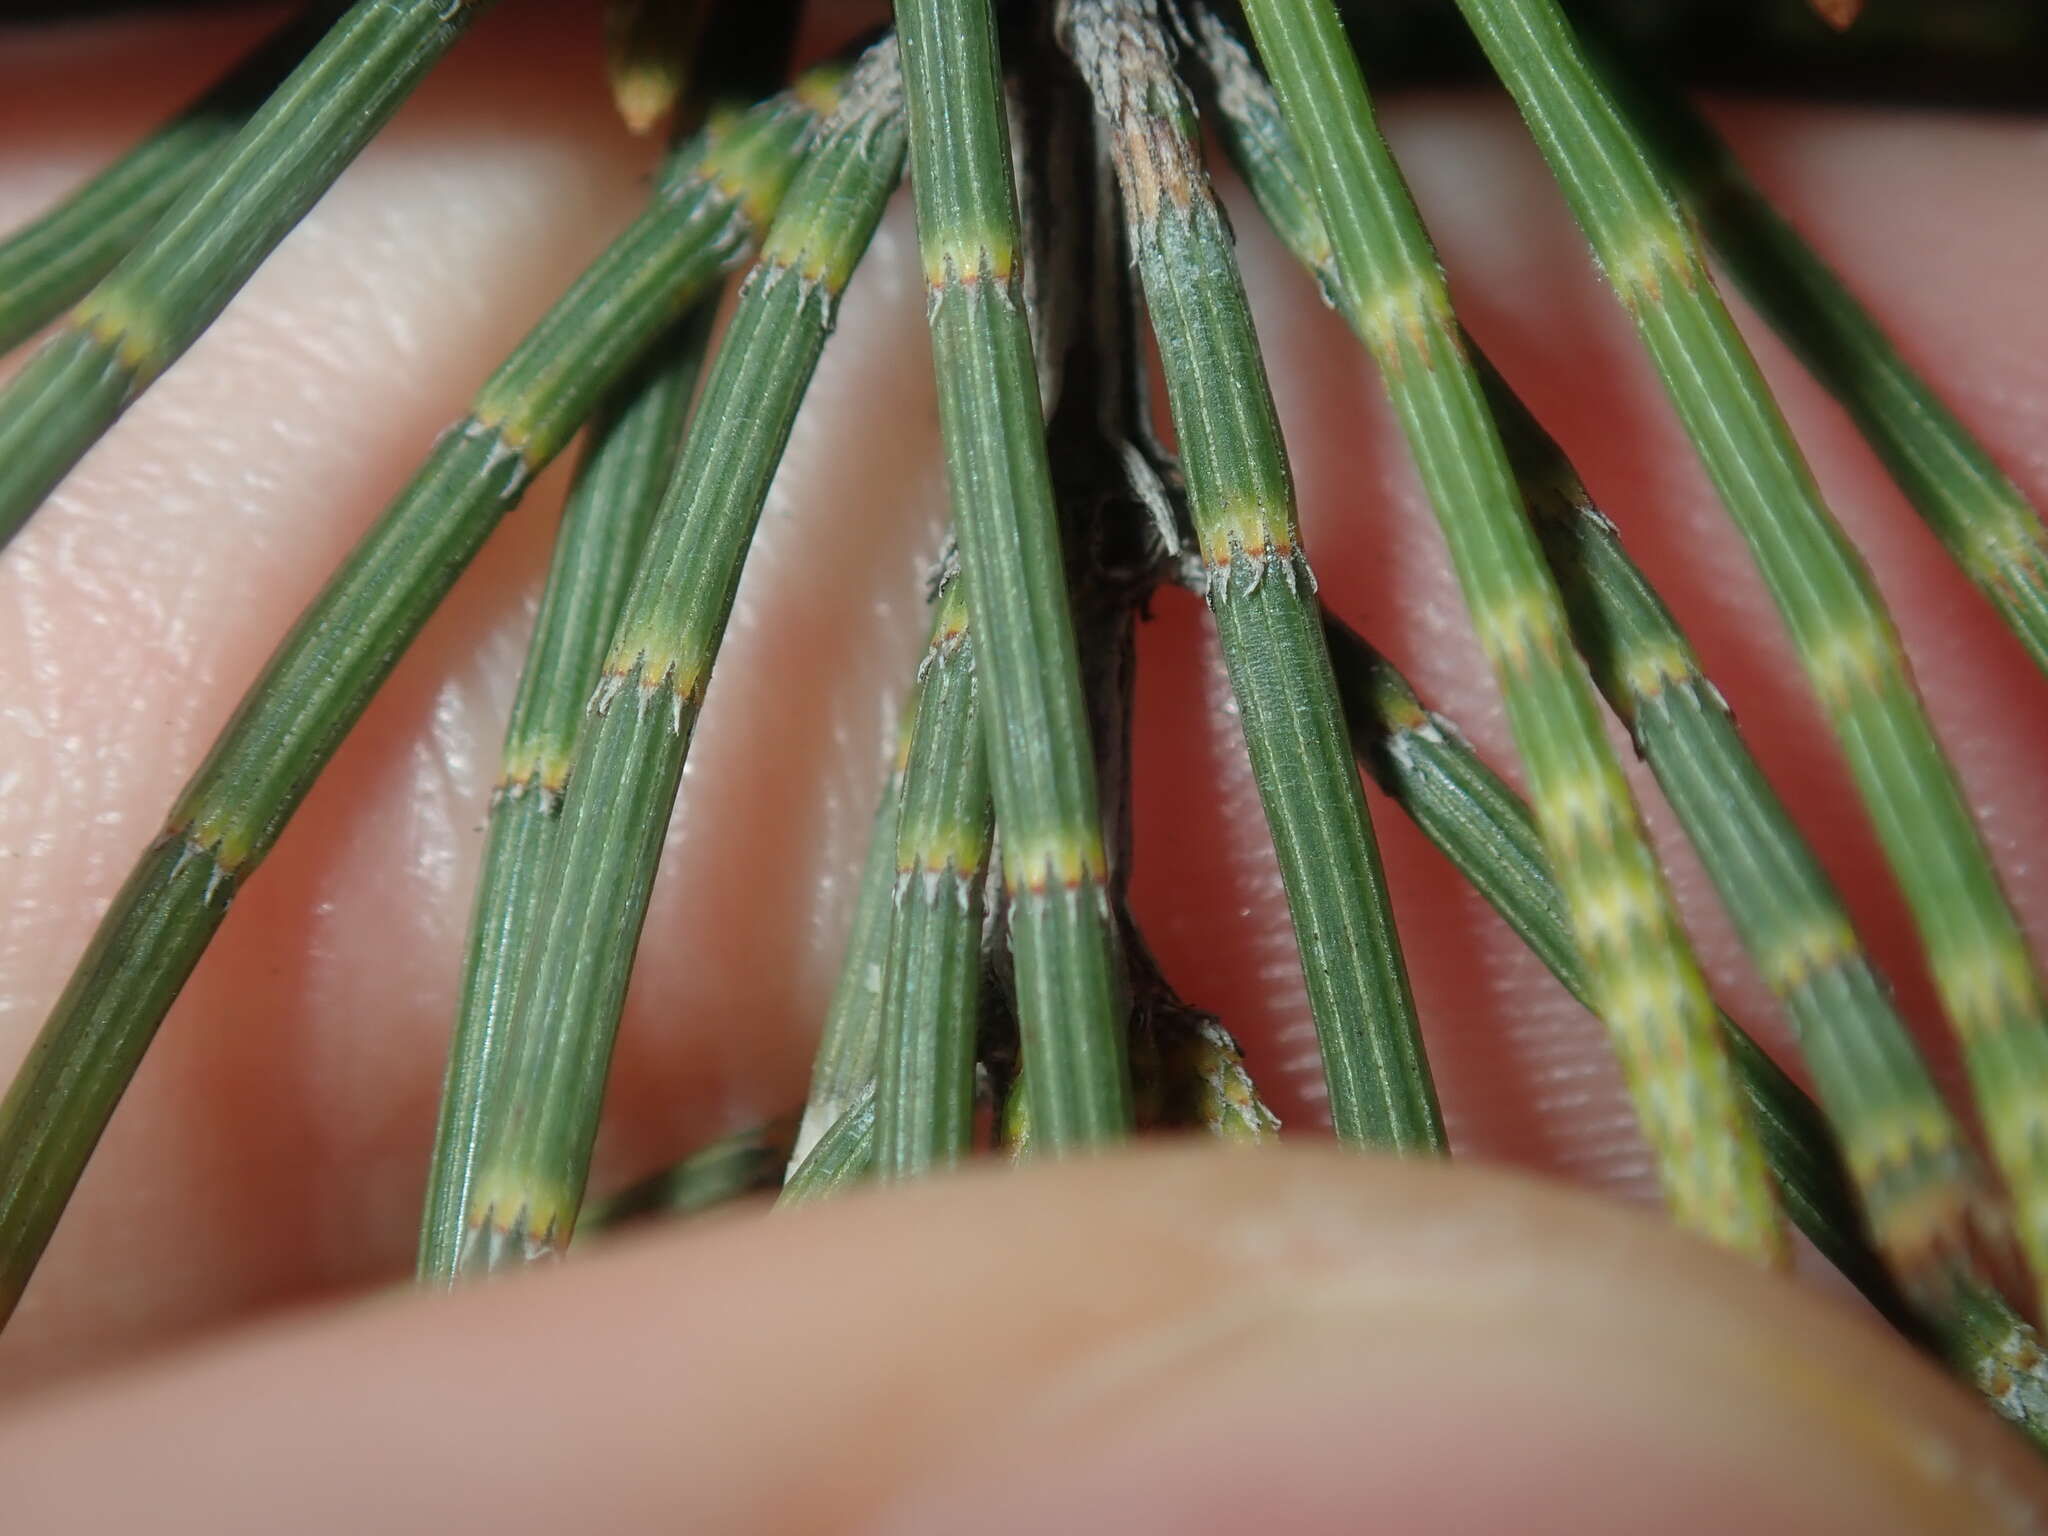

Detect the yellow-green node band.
xmin=1377 ymin=689 xmax=1434 ymax=736
xmin=69 ymin=292 xmax=162 ymax=381
xmin=1603 ymin=223 xmax=1698 ymax=313
xmin=792 ymin=66 xmax=848 ymax=120
xmin=594 ymin=648 xmax=705 ymax=724
xmin=1841 ymin=1110 xmax=1974 ymax=1188
xmin=1555 ymin=868 xmax=1672 ymax=956
xmin=1757 ymin=914 xmax=1861 ymax=996
xmin=1972 ymin=511 xmax=2048 ymax=587
xmin=1933 ymin=941 xmax=2043 ymax=1040
xmin=1200 ymin=515 xmax=1298 ymax=572
xmin=1001 ymin=833 xmax=1109 ymax=896
xmin=170 ymin=814 xmax=252 ymax=877
xmin=1350 ymin=273 xmax=1457 ymax=374
xmin=1623 ymin=643 xmax=1700 ymax=701
xmin=466 ymin=1174 xmax=575 ymax=1251
xmin=495 ymin=749 xmax=571 ymax=802
xmin=898 ymin=833 xmax=989 ymax=883
xmin=1593 ymin=972 xmax=1711 ymax=1038
xmin=921 ymin=239 xmax=1016 ymax=291
xmin=750 ymin=246 xmax=855 ymax=307
xmin=1800 ymin=611 xmax=1900 ymax=710
xmin=698 ymin=159 xmax=782 ymax=234
xmin=464 ymin=391 xmax=580 ymax=469
xmin=1532 ymin=772 xmax=1636 ymax=860
xmin=1473 ymin=590 xmax=1570 ymax=673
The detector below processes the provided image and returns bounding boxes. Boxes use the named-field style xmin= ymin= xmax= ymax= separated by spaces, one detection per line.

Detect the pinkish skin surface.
xmin=1 ymin=5 xmax=2047 ymax=1528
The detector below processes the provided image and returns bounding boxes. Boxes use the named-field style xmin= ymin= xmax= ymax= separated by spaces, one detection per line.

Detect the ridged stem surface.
xmin=1581 ymin=22 xmax=2048 ymax=679
xmin=0 ymin=84 xmax=824 ymax=1328
xmin=416 ymin=311 xmax=714 ymax=1286
xmin=1065 ymin=0 xmax=1439 ymax=1151
xmin=1236 ymin=0 xmax=1781 ymax=1258
xmin=1321 ymin=615 xmax=2048 ymax=1448
xmin=0 ymin=6 xmax=329 ymax=353
xmin=458 ymin=45 xmax=907 ymax=1270
xmin=1509 ymin=394 xmax=1998 ymax=1299
xmin=0 ymin=0 xmax=494 ymax=547
xmin=895 ymin=0 xmax=1133 ymax=1147
xmin=1454 ymin=0 xmax=2048 ymax=1303
xmin=1192 ymin=9 xmax=1991 ymax=1299
xmin=873 ymin=567 xmax=992 ymax=1178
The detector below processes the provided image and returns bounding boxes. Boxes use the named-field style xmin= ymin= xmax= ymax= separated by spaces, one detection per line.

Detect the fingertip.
xmin=3 ymin=1146 xmax=2041 ymax=1533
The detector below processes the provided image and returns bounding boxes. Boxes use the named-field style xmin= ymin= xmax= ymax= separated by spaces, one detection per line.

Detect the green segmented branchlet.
xmin=0 ymin=0 xmax=495 ymax=550
xmin=416 ymin=310 xmax=715 ymax=1288
xmin=791 ymin=719 xmax=909 ymax=1171
xmin=1191 ymin=12 xmax=1992 ymax=1301
xmin=778 ymin=1084 xmax=877 ymax=1209
xmin=457 ymin=42 xmax=908 ymax=1272
xmin=1024 ymin=97 xmax=1282 ymax=1158
xmin=1319 ymin=615 xmax=2048 ymax=1448
xmin=1577 ymin=23 xmax=2048 ymax=679
xmin=1234 ymin=0 xmax=1782 ymax=1259
xmin=581 ymin=1114 xmax=795 ymax=1235
xmin=1451 ymin=0 xmax=2048 ymax=1307
xmin=1061 ymin=0 xmax=1440 ymax=1152
xmin=0 ymin=6 xmax=333 ymax=354
xmin=0 ymin=82 xmax=826 ymax=1330
xmin=896 ymin=0 xmax=1133 ymax=1149
xmin=1318 ymin=616 xmax=1884 ymax=1297
xmin=1506 ymin=392 xmax=2001 ymax=1301
xmin=874 ymin=563 xmax=993 ymax=1178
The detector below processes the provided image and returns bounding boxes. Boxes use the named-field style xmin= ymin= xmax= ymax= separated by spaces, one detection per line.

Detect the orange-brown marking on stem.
xmin=1003 ymin=834 xmax=1109 ymax=899
xmin=923 ymin=242 xmax=1017 ymax=295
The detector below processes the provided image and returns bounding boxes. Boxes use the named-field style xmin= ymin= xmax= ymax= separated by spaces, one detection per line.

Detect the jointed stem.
xmin=873 ymin=561 xmax=992 ymax=1179
xmin=1320 ymin=614 xmax=2048 ymax=1447
xmin=1454 ymin=0 xmax=2048 ymax=1310
xmin=1235 ymin=0 xmax=1782 ymax=1258
xmin=1504 ymin=380 xmax=2000 ymax=1301
xmin=1580 ymin=21 xmax=2048 ymax=681
xmin=458 ymin=42 xmax=908 ymax=1270
xmin=1193 ymin=8 xmax=1994 ymax=1306
xmin=417 ymin=309 xmax=715 ymax=1287
xmin=0 ymin=80 xmax=826 ymax=1329
xmin=1064 ymin=0 xmax=1439 ymax=1151
xmin=895 ymin=0 xmax=1133 ymax=1148
xmin=0 ymin=5 xmax=330 ymax=355
xmin=0 ymin=0 xmax=495 ymax=549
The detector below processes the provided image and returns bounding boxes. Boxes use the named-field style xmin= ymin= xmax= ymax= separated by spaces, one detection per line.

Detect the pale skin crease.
xmin=2 ymin=4 xmax=2048 ymax=1526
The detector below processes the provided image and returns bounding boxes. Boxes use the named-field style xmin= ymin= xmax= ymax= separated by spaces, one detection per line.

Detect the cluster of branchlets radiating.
xmin=0 ymin=0 xmax=2045 ymax=1446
